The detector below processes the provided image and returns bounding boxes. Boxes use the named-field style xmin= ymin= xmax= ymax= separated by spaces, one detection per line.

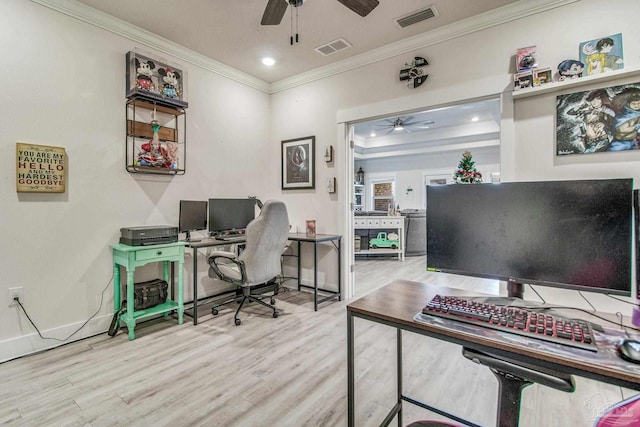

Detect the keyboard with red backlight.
xmin=422 ymin=294 xmax=597 ymax=352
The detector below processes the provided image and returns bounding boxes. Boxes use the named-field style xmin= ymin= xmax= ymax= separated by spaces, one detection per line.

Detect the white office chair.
xmin=207 ymin=200 xmax=290 ymax=325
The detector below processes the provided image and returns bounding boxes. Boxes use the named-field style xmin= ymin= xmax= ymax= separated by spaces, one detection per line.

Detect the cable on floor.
xmin=14 ymin=274 xmax=113 ymax=342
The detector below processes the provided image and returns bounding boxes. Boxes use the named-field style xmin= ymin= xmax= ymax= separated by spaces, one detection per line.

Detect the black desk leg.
xmin=192 ymin=246 xmax=198 ymax=325
xmin=380 ymin=328 xmax=403 ymax=427
xmin=338 ymin=237 xmax=342 ymax=301
xmin=314 ymin=241 xmax=318 ymax=311
xmin=347 ymin=310 xmax=355 ymax=427
xmin=396 ymin=328 xmax=403 ymax=427
xmin=297 ymin=241 xmax=302 ymax=291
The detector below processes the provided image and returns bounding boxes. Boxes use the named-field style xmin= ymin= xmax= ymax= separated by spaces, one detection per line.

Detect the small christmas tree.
xmin=453 ymin=151 xmax=483 ymax=184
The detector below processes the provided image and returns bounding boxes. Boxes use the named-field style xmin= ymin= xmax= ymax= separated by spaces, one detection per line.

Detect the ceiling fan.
xmin=374 ymin=116 xmax=436 ymax=134
xmin=261 ymin=0 xmax=380 ymax=26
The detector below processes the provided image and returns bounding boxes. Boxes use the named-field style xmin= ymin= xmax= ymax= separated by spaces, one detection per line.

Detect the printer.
xmin=120 ymin=225 xmax=178 ymax=246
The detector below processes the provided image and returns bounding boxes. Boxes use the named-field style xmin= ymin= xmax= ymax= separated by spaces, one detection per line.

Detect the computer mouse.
xmin=616 ymin=339 xmax=640 ymax=364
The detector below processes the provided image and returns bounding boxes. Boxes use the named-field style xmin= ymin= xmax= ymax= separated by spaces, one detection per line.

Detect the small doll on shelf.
xmin=158 ymin=67 xmax=181 ymax=99
xmin=137 ymin=111 xmax=171 ymax=168
xmin=558 ymin=59 xmax=584 ymax=81
xmin=134 ymin=58 xmax=156 ymax=92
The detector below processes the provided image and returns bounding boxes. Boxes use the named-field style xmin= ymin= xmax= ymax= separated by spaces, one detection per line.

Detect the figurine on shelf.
xmin=158 ymin=67 xmax=181 ymax=99
xmin=137 ymin=114 xmax=171 ymax=168
xmin=558 ymin=59 xmax=584 ymax=81
xmin=134 ymin=58 xmax=156 ymax=92
xmin=165 ymin=141 xmax=179 ymax=170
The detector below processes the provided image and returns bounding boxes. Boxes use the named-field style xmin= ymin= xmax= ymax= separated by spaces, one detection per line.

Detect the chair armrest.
xmin=208 ymin=252 xmax=247 ymax=284
xmin=209 ymin=250 xmax=237 ymax=260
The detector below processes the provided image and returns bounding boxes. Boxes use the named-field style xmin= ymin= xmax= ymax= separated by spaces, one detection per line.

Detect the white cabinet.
xmin=354 ymin=184 xmax=365 ymax=211
xmin=354 ymin=216 xmax=405 ymax=260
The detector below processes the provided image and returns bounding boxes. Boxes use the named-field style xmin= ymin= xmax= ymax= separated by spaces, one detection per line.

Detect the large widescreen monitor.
xmin=426 ymin=179 xmax=633 ymax=297
xmin=208 ymin=198 xmax=256 ymax=236
xmin=178 ymin=200 xmax=208 ymax=242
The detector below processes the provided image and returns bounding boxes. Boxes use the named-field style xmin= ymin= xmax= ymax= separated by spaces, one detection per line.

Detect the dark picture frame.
xmin=125 ymin=51 xmax=188 ymax=109
xmin=282 ymin=136 xmax=315 ymax=190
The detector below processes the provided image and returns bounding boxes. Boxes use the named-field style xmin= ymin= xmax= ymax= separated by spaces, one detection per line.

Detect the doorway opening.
xmin=347 ymin=96 xmax=502 ymax=297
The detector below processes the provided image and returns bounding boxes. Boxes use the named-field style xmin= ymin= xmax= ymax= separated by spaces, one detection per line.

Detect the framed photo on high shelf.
xmin=282 ymin=136 xmax=315 ymax=190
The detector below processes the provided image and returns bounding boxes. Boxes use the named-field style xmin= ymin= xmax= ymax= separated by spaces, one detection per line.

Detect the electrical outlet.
xmin=8 ymin=287 xmax=24 ymax=307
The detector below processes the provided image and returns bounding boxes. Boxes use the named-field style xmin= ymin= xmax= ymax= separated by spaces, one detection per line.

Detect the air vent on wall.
xmin=315 ymin=38 xmax=352 ymax=56
xmin=395 ymin=6 xmax=437 ymax=28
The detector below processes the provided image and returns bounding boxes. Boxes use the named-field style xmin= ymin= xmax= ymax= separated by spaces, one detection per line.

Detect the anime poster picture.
xmin=579 ymin=33 xmax=623 ymax=76
xmin=556 ymin=82 xmax=640 ymax=155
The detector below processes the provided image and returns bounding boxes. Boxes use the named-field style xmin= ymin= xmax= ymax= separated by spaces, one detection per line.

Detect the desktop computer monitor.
xmin=178 ymin=200 xmax=208 ymax=242
xmin=208 ymin=198 xmax=256 ymax=236
xmin=426 ymin=179 xmax=633 ymax=297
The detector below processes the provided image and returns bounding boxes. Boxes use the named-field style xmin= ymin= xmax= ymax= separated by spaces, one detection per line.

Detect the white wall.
xmin=271 ymin=0 xmax=640 ymax=310
xmin=0 ymin=0 xmax=271 ymax=361
xmin=356 ymin=147 xmax=501 ymax=209
xmin=3 ymin=0 xmax=640 ymax=361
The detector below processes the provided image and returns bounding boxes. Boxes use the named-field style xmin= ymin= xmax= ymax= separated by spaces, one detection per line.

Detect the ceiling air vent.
xmin=315 ymin=38 xmax=352 ymax=56
xmin=395 ymin=6 xmax=437 ymax=28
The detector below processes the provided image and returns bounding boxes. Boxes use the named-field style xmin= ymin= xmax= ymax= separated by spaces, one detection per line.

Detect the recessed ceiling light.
xmin=262 ymin=57 xmax=276 ymax=66
xmin=370 ymin=131 xmax=376 ymax=137
xmin=471 ymin=116 xmax=479 ymax=122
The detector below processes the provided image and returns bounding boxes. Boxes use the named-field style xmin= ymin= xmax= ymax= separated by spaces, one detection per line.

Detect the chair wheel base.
xmin=273 ymin=311 xmax=279 ymax=318
xmin=212 ymin=308 xmax=219 ymax=315
xmin=235 ymin=318 xmax=241 ymax=326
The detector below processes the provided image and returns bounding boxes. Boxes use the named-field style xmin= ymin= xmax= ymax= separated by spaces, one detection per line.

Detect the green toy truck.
xmin=369 ymin=231 xmax=399 ymax=249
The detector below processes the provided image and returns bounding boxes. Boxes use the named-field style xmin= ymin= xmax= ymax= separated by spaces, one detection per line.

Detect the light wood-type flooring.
xmin=0 ymin=256 xmax=635 ymax=426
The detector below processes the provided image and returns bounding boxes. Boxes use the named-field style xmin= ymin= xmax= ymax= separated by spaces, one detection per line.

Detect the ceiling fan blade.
xmin=261 ymin=0 xmax=288 ymax=25
xmin=336 ymin=0 xmax=379 ymax=17
xmin=403 ymin=120 xmax=435 ymax=126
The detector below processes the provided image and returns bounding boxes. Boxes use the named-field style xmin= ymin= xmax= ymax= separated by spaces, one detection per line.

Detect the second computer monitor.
xmin=208 ymin=198 xmax=256 ymax=236
xmin=178 ymin=200 xmax=208 ymax=242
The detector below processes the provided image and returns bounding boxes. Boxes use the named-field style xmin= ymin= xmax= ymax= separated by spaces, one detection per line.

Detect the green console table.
xmin=111 ymin=241 xmax=186 ymax=340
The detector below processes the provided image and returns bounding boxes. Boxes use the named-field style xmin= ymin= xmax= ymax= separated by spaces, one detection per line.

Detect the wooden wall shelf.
xmin=125 ymin=98 xmax=186 ymax=175
xmin=512 ymin=66 xmax=640 ymax=100
xmin=127 ymin=120 xmax=177 ymax=141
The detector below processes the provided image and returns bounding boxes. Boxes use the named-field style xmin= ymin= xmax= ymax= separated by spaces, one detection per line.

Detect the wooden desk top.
xmin=347 ymin=280 xmax=640 ymax=390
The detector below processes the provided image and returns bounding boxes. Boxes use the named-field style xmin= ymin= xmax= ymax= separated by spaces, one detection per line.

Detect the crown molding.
xmin=270 ymin=0 xmax=579 ymax=93
xmin=30 ymin=0 xmax=272 ymax=94
xmin=32 ymin=0 xmax=578 ymax=95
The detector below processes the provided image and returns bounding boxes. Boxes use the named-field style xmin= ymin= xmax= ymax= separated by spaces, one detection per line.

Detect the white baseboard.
xmin=0 ymin=314 xmax=112 ymax=364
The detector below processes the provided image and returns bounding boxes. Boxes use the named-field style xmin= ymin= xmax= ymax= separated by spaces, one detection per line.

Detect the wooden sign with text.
xmin=16 ymin=143 xmax=66 ymax=193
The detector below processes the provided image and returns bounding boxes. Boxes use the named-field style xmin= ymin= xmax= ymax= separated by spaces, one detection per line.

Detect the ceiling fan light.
xmin=394 ymin=124 xmax=403 ymax=131
xmin=262 ymin=57 xmax=276 ymax=66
